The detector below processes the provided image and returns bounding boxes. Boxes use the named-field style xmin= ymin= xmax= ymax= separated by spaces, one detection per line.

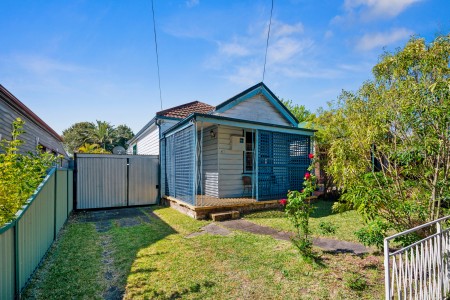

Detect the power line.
xmin=151 ymin=0 xmax=163 ymax=110
xmin=262 ymin=0 xmax=274 ymax=83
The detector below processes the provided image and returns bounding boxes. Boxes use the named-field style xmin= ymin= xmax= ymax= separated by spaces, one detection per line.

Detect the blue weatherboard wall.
xmin=257 ymin=130 xmax=310 ymax=200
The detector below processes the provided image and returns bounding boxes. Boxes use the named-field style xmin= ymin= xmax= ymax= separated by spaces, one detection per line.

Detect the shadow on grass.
xmin=103 ymin=206 xmax=178 ymax=299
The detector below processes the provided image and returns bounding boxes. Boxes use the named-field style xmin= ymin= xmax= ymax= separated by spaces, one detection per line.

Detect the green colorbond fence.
xmin=0 ymin=168 xmax=73 ymax=299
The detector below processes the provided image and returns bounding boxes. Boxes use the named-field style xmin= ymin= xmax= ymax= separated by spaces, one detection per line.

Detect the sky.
xmin=0 ymin=0 xmax=449 ymax=135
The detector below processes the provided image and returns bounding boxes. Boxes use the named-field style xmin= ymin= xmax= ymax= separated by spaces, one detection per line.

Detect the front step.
xmin=210 ymin=211 xmax=240 ymax=221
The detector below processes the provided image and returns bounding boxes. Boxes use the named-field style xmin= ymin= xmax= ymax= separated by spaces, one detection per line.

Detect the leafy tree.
xmin=281 ymin=99 xmax=311 ymax=123
xmin=77 ymin=143 xmax=110 ymax=154
xmin=62 ymin=122 xmax=96 ymax=154
xmin=113 ymin=124 xmax=134 ymax=149
xmin=322 ymin=35 xmax=450 ymax=245
xmin=0 ymin=118 xmax=56 ymax=225
xmin=62 ymin=121 xmax=134 ymax=154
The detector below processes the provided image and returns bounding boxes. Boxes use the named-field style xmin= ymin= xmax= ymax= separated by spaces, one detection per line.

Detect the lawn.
xmin=244 ymin=200 xmax=366 ymax=243
xmin=23 ymin=205 xmax=383 ymax=299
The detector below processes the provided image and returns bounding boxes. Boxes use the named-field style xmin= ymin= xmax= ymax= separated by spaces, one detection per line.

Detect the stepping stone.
xmin=220 ymin=219 xmax=369 ymax=254
xmin=95 ymin=220 xmax=112 ymax=232
xmin=210 ymin=211 xmax=240 ymax=221
xmin=186 ymin=223 xmax=231 ymax=238
xmin=117 ymin=217 xmax=140 ymax=228
xmin=313 ymin=237 xmax=369 ymax=255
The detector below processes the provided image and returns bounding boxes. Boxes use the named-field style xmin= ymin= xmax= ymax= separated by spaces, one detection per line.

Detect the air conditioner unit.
xmin=231 ymin=136 xmax=245 ymax=151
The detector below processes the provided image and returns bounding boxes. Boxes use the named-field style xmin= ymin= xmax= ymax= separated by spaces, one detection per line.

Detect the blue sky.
xmin=1 ymin=0 xmax=448 ymax=134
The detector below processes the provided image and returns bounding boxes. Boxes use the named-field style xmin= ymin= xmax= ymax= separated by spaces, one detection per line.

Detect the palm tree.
xmin=92 ymin=121 xmax=114 ymax=150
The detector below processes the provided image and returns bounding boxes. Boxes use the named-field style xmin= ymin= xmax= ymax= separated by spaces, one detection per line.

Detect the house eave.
xmin=163 ymin=113 xmax=316 ymax=138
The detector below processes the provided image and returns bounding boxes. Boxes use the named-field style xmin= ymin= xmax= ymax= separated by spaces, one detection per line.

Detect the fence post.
xmin=126 ymin=157 xmax=130 ymax=207
xmin=384 ymin=238 xmax=391 ymax=300
xmin=53 ymin=170 xmax=57 ymax=241
xmin=437 ymin=221 xmax=443 ymax=298
xmin=14 ymin=223 xmax=20 ymax=298
xmin=67 ymin=169 xmax=69 ymax=217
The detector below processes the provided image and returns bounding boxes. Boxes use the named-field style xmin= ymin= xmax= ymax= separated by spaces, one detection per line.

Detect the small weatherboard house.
xmin=131 ymin=82 xmax=315 ymax=218
xmin=0 ymin=85 xmax=68 ymax=162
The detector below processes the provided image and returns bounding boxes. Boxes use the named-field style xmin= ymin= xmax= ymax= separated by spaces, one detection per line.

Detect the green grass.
xmin=24 ymin=206 xmax=383 ymax=299
xmin=22 ymin=221 xmax=105 ymax=299
xmin=244 ymin=200 xmax=366 ymax=243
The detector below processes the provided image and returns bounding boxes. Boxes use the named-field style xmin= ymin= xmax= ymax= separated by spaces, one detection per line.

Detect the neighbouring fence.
xmin=0 ymin=168 xmax=73 ymax=300
xmin=384 ymin=215 xmax=450 ymax=299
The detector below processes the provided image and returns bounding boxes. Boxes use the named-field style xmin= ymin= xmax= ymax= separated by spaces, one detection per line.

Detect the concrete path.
xmin=219 ymin=219 xmax=369 ymax=255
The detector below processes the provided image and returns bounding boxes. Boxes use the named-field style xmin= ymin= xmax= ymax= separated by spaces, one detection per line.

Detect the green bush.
xmin=354 ymin=219 xmax=388 ymax=250
xmin=345 ymin=273 xmax=367 ymax=291
xmin=0 ymin=118 xmax=56 ymax=226
xmin=284 ymin=154 xmax=317 ymax=259
xmin=318 ymin=221 xmax=337 ymax=235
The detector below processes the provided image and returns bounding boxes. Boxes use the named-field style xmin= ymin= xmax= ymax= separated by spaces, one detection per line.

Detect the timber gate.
xmin=75 ymin=154 xmax=159 ymax=209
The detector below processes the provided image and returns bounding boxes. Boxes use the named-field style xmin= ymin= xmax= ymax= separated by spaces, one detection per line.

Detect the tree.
xmin=281 ymin=99 xmax=311 ymax=123
xmin=323 ymin=35 xmax=450 ymax=245
xmin=62 ymin=121 xmax=134 ymax=155
xmin=62 ymin=122 xmax=96 ymax=154
xmin=113 ymin=124 xmax=134 ymax=149
xmin=0 ymin=118 xmax=56 ymax=225
xmin=77 ymin=143 xmax=110 ymax=154
xmin=92 ymin=120 xmax=115 ymax=151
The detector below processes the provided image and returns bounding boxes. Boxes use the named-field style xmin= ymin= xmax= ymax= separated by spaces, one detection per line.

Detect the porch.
xmin=162 ymin=195 xmax=281 ymax=220
xmin=161 ymin=113 xmax=315 ymax=218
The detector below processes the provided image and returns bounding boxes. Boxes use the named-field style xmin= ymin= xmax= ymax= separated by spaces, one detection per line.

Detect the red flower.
xmin=304 ymin=172 xmax=311 ymax=180
xmin=279 ymin=199 xmax=287 ymax=206
xmin=301 ymin=189 xmax=304 ymax=193
xmin=308 ymin=153 xmax=314 ymax=159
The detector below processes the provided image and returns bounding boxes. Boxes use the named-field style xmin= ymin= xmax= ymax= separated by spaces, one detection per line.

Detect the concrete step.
xmin=210 ymin=211 xmax=240 ymax=221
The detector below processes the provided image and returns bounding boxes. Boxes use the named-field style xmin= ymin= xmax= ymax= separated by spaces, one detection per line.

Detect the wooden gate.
xmin=75 ymin=154 xmax=159 ymax=209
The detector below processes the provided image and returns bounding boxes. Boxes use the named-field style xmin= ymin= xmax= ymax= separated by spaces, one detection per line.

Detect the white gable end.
xmin=215 ymin=94 xmax=291 ymax=126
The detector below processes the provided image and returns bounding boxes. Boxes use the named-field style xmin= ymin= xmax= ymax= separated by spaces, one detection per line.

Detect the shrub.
xmin=345 ymin=273 xmax=367 ymax=291
xmin=318 ymin=221 xmax=337 ymax=235
xmin=354 ymin=218 xmax=388 ymax=250
xmin=284 ymin=154 xmax=317 ymax=258
xmin=0 ymin=118 xmax=56 ymax=226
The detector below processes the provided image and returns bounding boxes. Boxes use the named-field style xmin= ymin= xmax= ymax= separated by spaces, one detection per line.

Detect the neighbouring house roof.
xmin=0 ymin=84 xmax=63 ymax=142
xmin=213 ymin=82 xmax=299 ymax=126
xmin=128 ymin=101 xmax=214 ymax=145
xmin=156 ymin=100 xmax=214 ymax=119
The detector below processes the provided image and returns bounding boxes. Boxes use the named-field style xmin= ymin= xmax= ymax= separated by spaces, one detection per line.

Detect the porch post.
xmin=255 ymin=129 xmax=259 ymax=201
xmin=200 ymin=121 xmax=204 ymax=206
xmin=193 ymin=121 xmax=197 ymax=206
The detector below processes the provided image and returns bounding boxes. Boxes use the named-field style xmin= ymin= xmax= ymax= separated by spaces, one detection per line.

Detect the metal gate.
xmin=75 ymin=154 xmax=159 ymax=209
xmin=384 ymin=215 xmax=450 ymax=299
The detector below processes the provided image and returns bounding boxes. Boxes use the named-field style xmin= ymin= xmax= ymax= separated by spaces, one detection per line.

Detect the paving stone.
xmin=221 ymin=219 xmax=369 ymax=255
xmin=186 ymin=223 xmax=231 ymax=238
xmin=117 ymin=217 xmax=141 ymax=227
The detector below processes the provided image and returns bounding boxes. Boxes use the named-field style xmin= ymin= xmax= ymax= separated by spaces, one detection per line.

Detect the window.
xmin=244 ymin=131 xmax=254 ymax=172
xmin=133 ymin=144 xmax=137 ymax=155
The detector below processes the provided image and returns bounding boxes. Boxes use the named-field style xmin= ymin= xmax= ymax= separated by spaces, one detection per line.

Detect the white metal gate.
xmin=384 ymin=216 xmax=450 ymax=299
xmin=75 ymin=154 xmax=159 ymax=209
